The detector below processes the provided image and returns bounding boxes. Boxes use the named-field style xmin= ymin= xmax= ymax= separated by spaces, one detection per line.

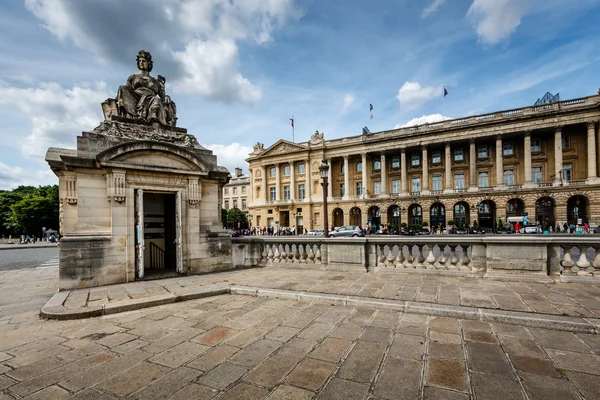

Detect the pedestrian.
xmin=515 ymin=221 xmax=520 ymax=234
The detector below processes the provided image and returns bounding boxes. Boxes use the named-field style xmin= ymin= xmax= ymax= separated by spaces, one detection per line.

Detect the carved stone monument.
xmin=47 ymin=51 xmax=233 ymax=290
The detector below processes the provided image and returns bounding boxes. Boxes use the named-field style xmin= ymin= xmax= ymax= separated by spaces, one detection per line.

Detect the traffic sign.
xmin=522 ymin=212 xmax=528 ymax=216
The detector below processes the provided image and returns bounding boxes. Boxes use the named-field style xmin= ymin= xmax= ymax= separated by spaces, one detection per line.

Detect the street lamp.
xmin=319 ymin=159 xmax=330 ymax=238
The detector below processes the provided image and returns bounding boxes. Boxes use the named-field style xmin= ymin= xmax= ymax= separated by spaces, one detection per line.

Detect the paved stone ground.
xmin=48 ymin=267 xmax=600 ymax=318
xmin=1 ymin=268 xmax=600 ymax=399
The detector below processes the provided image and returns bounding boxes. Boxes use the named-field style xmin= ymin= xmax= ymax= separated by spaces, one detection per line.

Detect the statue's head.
xmin=136 ymin=50 xmax=153 ymax=72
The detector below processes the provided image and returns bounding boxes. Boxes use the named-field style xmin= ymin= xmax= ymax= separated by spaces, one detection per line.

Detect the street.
xmin=0 ymin=248 xmax=59 ymax=271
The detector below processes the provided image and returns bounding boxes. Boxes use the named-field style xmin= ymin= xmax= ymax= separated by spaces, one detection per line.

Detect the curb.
xmin=0 ymin=244 xmax=58 ymax=251
xmin=40 ymin=285 xmax=600 ymax=335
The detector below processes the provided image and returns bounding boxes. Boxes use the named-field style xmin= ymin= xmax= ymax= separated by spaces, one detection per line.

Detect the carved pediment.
xmin=260 ymin=140 xmax=307 ymax=157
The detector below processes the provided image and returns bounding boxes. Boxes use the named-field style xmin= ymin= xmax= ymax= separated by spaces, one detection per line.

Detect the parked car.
xmin=416 ymin=228 xmax=430 ymax=235
xmin=593 ymin=226 xmax=600 ymax=234
xmin=455 ymin=227 xmax=469 ymax=235
xmin=400 ymin=228 xmax=416 ymax=236
xmin=495 ymin=227 xmax=513 ymax=234
xmin=307 ymin=230 xmax=324 ymax=236
xmin=328 ymin=226 xmax=365 ymax=237
xmin=520 ymin=226 xmax=538 ymax=234
xmin=228 ymin=229 xmax=240 ymax=237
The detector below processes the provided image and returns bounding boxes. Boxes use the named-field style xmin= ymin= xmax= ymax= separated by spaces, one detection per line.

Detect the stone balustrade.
xmin=232 ymin=236 xmax=600 ymax=282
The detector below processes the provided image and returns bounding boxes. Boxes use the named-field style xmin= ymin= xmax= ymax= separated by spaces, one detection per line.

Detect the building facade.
xmin=247 ymin=93 xmax=600 ymax=233
xmin=223 ymin=167 xmax=250 ymax=216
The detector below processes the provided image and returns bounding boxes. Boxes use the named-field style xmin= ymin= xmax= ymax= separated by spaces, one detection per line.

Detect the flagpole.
xmin=442 ymin=87 xmax=445 ymax=122
xmin=292 ymin=115 xmax=295 ymax=143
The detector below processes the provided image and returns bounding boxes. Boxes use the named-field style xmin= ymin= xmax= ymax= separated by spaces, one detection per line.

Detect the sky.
xmin=1 ymin=0 xmax=600 ymax=189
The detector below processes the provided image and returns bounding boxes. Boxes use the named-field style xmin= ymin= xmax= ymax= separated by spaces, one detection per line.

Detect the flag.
xmin=369 ymin=103 xmax=373 ymax=112
xmin=443 ymin=87 xmax=448 ymax=97
xmin=290 ymin=117 xmax=294 ymax=128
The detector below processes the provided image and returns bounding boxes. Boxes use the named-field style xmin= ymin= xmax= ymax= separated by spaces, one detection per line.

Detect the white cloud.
xmin=422 ymin=0 xmax=446 ymax=18
xmin=395 ymin=113 xmax=450 ymax=128
xmin=0 ymin=81 xmax=111 ymax=159
xmin=203 ymin=142 xmax=253 ymax=176
xmin=341 ymin=94 xmax=355 ymax=114
xmin=396 ymin=81 xmax=444 ymax=110
xmin=24 ymin=0 xmax=302 ymax=104
xmin=467 ymin=0 xmax=528 ymax=44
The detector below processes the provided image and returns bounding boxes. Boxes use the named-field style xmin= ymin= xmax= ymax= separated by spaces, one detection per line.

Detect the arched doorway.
xmin=332 ymin=208 xmax=344 ymax=228
xmin=349 ymin=207 xmax=362 ymax=226
xmin=368 ymin=206 xmax=381 ymax=230
xmin=453 ymin=202 xmax=470 ymax=227
xmin=535 ymin=197 xmax=555 ymax=230
xmin=567 ymin=195 xmax=588 ymax=225
xmin=506 ymin=198 xmax=525 ymax=218
xmin=408 ymin=204 xmax=422 ymax=227
xmin=478 ymin=200 xmax=496 ymax=231
xmin=388 ymin=205 xmax=401 ymax=228
xmin=430 ymin=202 xmax=446 ymax=229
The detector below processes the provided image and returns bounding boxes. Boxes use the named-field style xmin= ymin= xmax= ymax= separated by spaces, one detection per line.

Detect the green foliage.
xmin=221 ymin=208 xmax=228 ymax=227
xmin=472 ymin=220 xmax=478 ymax=228
xmin=400 ymin=222 xmax=407 ymax=228
xmin=0 ymin=185 xmax=59 ymax=236
xmin=226 ymin=207 xmax=249 ymax=230
xmin=497 ymin=218 xmax=504 ymax=230
xmin=422 ymin=221 xmax=428 ymax=227
xmin=447 ymin=220 xmax=454 ymax=226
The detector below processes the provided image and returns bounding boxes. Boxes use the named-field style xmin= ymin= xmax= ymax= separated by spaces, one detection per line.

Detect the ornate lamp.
xmin=319 ymin=159 xmax=330 ymax=238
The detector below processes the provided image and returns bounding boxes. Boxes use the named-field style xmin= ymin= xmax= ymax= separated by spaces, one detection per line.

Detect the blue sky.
xmin=1 ymin=0 xmax=599 ymax=189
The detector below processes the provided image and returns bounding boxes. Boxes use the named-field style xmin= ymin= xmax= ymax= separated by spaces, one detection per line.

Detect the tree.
xmin=0 ymin=185 xmax=59 ymax=236
xmin=226 ymin=207 xmax=249 ymax=230
xmin=221 ymin=208 xmax=228 ymax=227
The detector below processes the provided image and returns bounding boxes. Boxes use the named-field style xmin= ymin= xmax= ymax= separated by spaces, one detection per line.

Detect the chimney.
xmin=235 ymin=167 xmax=243 ymax=177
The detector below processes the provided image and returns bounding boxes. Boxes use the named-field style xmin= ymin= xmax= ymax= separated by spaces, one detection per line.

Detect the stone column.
xmin=305 ymin=159 xmax=311 ymax=202
xmin=421 ymin=145 xmax=429 ymax=194
xmin=587 ymin=121 xmax=599 ymax=183
xmin=261 ymin=165 xmax=267 ymax=203
xmin=401 ymin=149 xmax=407 ymax=194
xmin=362 ymin=153 xmax=368 ymax=198
xmin=290 ymin=162 xmax=295 ymax=201
xmin=380 ymin=154 xmax=388 ymax=196
xmin=343 ymin=155 xmax=350 ymax=200
xmin=327 ymin=158 xmax=333 ymax=200
xmin=554 ymin=127 xmax=563 ymax=186
xmin=524 ymin=131 xmax=533 ymax=187
xmin=496 ymin=136 xmax=504 ymax=187
xmin=444 ymin=143 xmax=452 ymax=193
xmin=468 ymin=139 xmax=477 ymax=191
xmin=275 ymin=163 xmax=281 ymax=200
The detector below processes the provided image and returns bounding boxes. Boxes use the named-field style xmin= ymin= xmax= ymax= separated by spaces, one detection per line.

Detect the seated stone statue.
xmin=111 ymin=50 xmax=177 ymax=127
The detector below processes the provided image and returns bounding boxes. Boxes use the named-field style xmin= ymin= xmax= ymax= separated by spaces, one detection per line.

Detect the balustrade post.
xmin=415 ymin=245 xmax=425 ymax=269
xmin=436 ymin=245 xmax=447 ymax=269
xmin=575 ymin=246 xmax=591 ymax=276
xmin=280 ymin=244 xmax=287 ymax=263
xmin=273 ymin=244 xmax=281 ymax=263
xmin=395 ymin=245 xmax=406 ymax=268
xmin=288 ymin=245 xmax=295 ymax=263
xmin=379 ymin=245 xmax=387 ymax=266
xmin=294 ymin=245 xmax=302 ymax=263
xmin=300 ymin=245 xmax=308 ymax=263
xmin=386 ymin=246 xmax=396 ymax=267
xmin=405 ymin=245 xmax=415 ymax=268
xmin=459 ymin=245 xmax=470 ymax=271
xmin=267 ymin=244 xmax=274 ymax=263
xmin=448 ymin=245 xmax=458 ymax=270
xmin=308 ymin=244 xmax=315 ymax=263
xmin=261 ymin=244 xmax=268 ymax=264
xmin=315 ymin=244 xmax=322 ymax=265
xmin=561 ymin=245 xmax=574 ymax=274
xmin=425 ymin=245 xmax=436 ymax=269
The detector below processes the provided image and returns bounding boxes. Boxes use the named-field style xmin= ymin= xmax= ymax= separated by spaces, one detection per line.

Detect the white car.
xmin=307 ymin=230 xmax=324 ymax=236
xmin=520 ymin=226 xmax=539 ymax=234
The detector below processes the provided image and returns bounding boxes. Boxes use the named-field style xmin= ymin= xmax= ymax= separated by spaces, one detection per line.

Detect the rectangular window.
xmin=233 ymin=187 xmax=237 ymax=195
xmin=298 ymin=163 xmax=305 ymax=174
xmin=269 ymin=187 xmax=276 ymax=201
xmin=233 ymin=200 xmax=238 ymax=209
xmin=224 ymin=200 xmax=229 ymax=209
xmin=503 ymin=169 xmax=515 ymax=186
xmin=392 ymin=156 xmax=400 ymax=168
xmin=532 ymin=166 xmax=542 ymax=184
xmin=340 ymin=162 xmax=345 ymax=174
xmin=373 ymin=160 xmax=381 ymax=171
xmin=478 ymin=171 xmax=489 ymax=187
xmin=269 ymin=167 xmax=276 ymax=177
xmin=531 ymin=138 xmax=541 ymax=152
xmin=392 ymin=179 xmax=401 ymax=194
xmin=356 ymin=182 xmax=363 ymax=196
xmin=503 ymin=143 xmax=513 ymax=156
xmin=242 ymin=199 xmax=246 ymax=210
xmin=242 ymin=186 xmax=246 ymax=194
xmin=561 ymin=134 xmax=570 ymax=149
xmin=432 ymin=151 xmax=441 ymax=164
xmin=411 ymin=177 xmax=421 ymax=193
xmin=563 ymin=163 xmax=572 ymax=181
xmin=454 ymin=149 xmax=463 ymax=161
xmin=224 ymin=188 xmax=229 ymax=195
xmin=477 ymin=145 xmax=488 ymax=159
xmin=340 ymin=183 xmax=345 ymax=197
xmin=374 ymin=181 xmax=381 ymax=195
xmin=411 ymin=154 xmax=420 ymax=166
xmin=283 ymin=185 xmax=290 ymax=200
xmin=298 ymin=184 xmax=305 ymax=200
xmin=454 ymin=173 xmax=465 ymax=189
xmin=357 ymin=161 xmax=363 ymax=172
xmin=283 ymin=165 xmax=290 ymax=176
xmin=432 ymin=175 xmax=442 ymax=191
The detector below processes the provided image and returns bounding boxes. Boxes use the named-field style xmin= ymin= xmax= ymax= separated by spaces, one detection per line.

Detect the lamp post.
xmin=319 ymin=159 xmax=330 ymax=238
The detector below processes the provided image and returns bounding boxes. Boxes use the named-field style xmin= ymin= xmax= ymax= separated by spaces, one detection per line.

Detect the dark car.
xmin=495 ymin=228 xmax=513 ymax=234
xmin=455 ymin=227 xmax=468 ymax=235
xmin=594 ymin=226 xmax=600 ymax=234
xmin=417 ymin=228 xmax=430 ymax=235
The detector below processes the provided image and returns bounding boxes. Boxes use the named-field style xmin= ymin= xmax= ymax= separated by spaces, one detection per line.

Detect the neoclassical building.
xmin=247 ymin=93 xmax=600 ymax=232
xmin=223 ymin=167 xmax=250 ymax=216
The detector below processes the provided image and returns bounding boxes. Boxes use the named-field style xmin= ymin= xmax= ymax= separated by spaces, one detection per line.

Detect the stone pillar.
xmin=261 ymin=165 xmax=267 ymax=203
xmin=305 ymin=159 xmax=311 ymax=202
xmin=275 ymin=163 xmax=281 ymax=200
xmin=343 ymin=155 xmax=350 ymax=200
xmin=496 ymin=136 xmax=504 ymax=187
xmin=587 ymin=121 xmax=599 ymax=183
xmin=554 ymin=127 xmax=563 ymax=186
xmin=524 ymin=131 xmax=534 ymax=188
xmin=421 ymin=145 xmax=429 ymax=194
xmin=468 ymin=139 xmax=477 ymax=191
xmin=444 ymin=143 xmax=452 ymax=193
xmin=327 ymin=158 xmax=333 ymax=200
xmin=381 ymin=154 xmax=387 ymax=196
xmin=362 ymin=153 xmax=368 ymax=198
xmin=290 ymin=162 xmax=295 ymax=201
xmin=401 ymin=149 xmax=407 ymax=194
